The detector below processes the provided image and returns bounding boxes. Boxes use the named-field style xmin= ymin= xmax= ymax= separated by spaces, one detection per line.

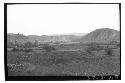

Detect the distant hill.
xmin=7 ymin=33 xmax=29 ymax=44
xmin=74 ymin=28 xmax=120 ymax=43
xmin=7 ymin=33 xmax=84 ymax=44
xmin=7 ymin=28 xmax=120 ymax=45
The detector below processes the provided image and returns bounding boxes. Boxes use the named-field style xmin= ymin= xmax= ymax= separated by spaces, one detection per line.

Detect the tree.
xmin=105 ymin=46 xmax=113 ymax=56
xmin=88 ymin=43 xmax=102 ymax=50
xmin=42 ymin=44 xmax=56 ymax=52
xmin=7 ymin=41 xmax=15 ymax=48
xmin=116 ymin=43 xmax=120 ymax=48
xmin=34 ymin=40 xmax=38 ymax=47
xmin=14 ymin=40 xmax=19 ymax=47
xmin=24 ymin=42 xmax=33 ymax=48
xmin=85 ymin=42 xmax=102 ymax=54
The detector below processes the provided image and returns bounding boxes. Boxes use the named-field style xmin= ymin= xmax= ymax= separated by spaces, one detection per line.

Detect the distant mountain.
xmin=75 ymin=28 xmax=120 ymax=43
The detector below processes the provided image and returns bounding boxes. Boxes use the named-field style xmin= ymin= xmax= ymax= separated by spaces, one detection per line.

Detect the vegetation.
xmin=23 ymin=42 xmax=33 ymax=48
xmin=85 ymin=43 xmax=102 ymax=54
xmin=42 ymin=44 xmax=56 ymax=52
xmin=105 ymin=46 xmax=114 ymax=56
xmin=12 ymin=47 xmax=33 ymax=52
xmin=7 ymin=29 xmax=120 ymax=78
xmin=116 ymin=43 xmax=120 ymax=48
xmin=7 ymin=42 xmax=120 ymax=77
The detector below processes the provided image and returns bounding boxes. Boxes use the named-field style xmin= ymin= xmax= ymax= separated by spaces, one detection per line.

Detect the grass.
xmin=7 ymin=43 xmax=120 ymax=76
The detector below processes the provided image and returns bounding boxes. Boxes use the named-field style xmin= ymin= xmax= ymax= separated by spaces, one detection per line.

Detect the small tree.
xmin=85 ymin=42 xmax=102 ymax=54
xmin=88 ymin=43 xmax=102 ymax=50
xmin=105 ymin=46 xmax=113 ymax=56
xmin=42 ymin=44 xmax=56 ymax=52
xmin=24 ymin=42 xmax=33 ymax=48
xmin=24 ymin=48 xmax=33 ymax=52
xmin=7 ymin=41 xmax=15 ymax=48
xmin=34 ymin=40 xmax=39 ymax=47
xmin=14 ymin=40 xmax=19 ymax=47
xmin=116 ymin=43 xmax=120 ymax=48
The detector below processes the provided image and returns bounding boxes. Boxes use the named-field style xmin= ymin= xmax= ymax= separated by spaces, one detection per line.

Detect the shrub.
xmin=12 ymin=47 xmax=19 ymax=52
xmin=34 ymin=40 xmax=39 ymax=47
xmin=12 ymin=47 xmax=32 ymax=52
xmin=49 ymin=55 xmax=57 ymax=63
xmin=42 ymin=44 xmax=56 ymax=52
xmin=88 ymin=43 xmax=102 ymax=50
xmin=105 ymin=48 xmax=113 ymax=56
xmin=116 ymin=43 xmax=120 ymax=48
xmin=85 ymin=48 xmax=92 ymax=54
xmin=24 ymin=49 xmax=33 ymax=52
xmin=85 ymin=43 xmax=102 ymax=54
xmin=24 ymin=42 xmax=34 ymax=48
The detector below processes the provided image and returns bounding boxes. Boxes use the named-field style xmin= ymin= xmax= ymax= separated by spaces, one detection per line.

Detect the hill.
xmin=7 ymin=28 xmax=120 ymax=45
xmin=75 ymin=28 xmax=120 ymax=43
xmin=7 ymin=33 xmax=84 ymax=45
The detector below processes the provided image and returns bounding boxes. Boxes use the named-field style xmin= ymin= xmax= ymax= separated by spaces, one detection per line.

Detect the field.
xmin=7 ymin=43 xmax=120 ymax=76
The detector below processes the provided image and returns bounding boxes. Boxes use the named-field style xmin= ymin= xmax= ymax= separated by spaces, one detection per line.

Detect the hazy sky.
xmin=7 ymin=4 xmax=119 ymax=36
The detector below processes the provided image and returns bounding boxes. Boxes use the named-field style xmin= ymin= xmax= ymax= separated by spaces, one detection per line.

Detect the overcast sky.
xmin=7 ymin=4 xmax=119 ymax=36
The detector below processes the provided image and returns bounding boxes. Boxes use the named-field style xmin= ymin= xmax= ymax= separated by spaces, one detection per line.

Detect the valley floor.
xmin=7 ymin=43 xmax=120 ymax=77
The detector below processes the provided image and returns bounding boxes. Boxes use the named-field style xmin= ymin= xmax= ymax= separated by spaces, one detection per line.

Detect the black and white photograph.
xmin=5 ymin=3 xmax=121 ymax=81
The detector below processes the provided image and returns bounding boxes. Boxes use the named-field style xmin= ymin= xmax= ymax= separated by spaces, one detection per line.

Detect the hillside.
xmin=75 ymin=28 xmax=120 ymax=43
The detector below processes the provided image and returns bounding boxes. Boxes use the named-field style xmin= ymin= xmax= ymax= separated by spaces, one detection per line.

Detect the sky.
xmin=7 ymin=4 xmax=120 ymax=36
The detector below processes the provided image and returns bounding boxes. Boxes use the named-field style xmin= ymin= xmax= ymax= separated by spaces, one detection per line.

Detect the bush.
xmin=105 ymin=48 xmax=113 ymax=56
xmin=116 ymin=43 xmax=120 ymax=48
xmin=12 ymin=47 xmax=19 ymax=52
xmin=85 ymin=48 xmax=92 ymax=54
xmin=12 ymin=47 xmax=32 ymax=52
xmin=24 ymin=48 xmax=33 ymax=52
xmin=88 ymin=43 xmax=102 ymax=50
xmin=42 ymin=44 xmax=56 ymax=52
xmin=85 ymin=43 xmax=102 ymax=54
xmin=24 ymin=42 xmax=34 ymax=48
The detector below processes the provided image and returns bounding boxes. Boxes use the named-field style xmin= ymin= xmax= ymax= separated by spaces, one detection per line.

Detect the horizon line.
xmin=7 ymin=28 xmax=120 ymax=36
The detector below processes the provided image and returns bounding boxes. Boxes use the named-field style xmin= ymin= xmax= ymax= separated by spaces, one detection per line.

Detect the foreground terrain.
xmin=7 ymin=42 xmax=120 ymax=76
